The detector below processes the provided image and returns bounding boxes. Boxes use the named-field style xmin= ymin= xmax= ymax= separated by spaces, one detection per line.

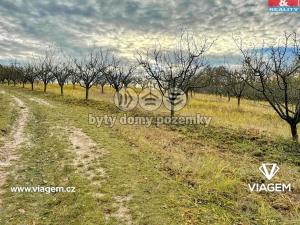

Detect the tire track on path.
xmin=29 ymin=97 xmax=53 ymax=108
xmin=68 ymin=127 xmax=133 ymax=224
xmin=9 ymin=92 xmax=134 ymax=224
xmin=0 ymin=93 xmax=29 ymax=205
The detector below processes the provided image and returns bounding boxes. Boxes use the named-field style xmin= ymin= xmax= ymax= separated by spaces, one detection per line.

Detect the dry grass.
xmin=181 ymin=94 xmax=290 ymax=138
xmin=2 ymin=84 xmax=300 ymax=224
xmin=27 ymin=83 xmax=293 ymax=139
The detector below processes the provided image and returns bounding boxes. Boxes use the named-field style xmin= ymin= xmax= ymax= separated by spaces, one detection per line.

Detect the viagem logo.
xmin=248 ymin=163 xmax=292 ymax=193
xmin=259 ymin=163 xmax=279 ymax=180
xmin=268 ymin=0 xmax=300 ymax=12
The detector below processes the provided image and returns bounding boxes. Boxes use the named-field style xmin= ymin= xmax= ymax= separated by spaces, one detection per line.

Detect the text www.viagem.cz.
xmin=11 ymin=186 xmax=76 ymax=194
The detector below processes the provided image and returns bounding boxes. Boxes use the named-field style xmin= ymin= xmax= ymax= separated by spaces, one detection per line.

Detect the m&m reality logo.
xmin=268 ymin=0 xmax=300 ymax=12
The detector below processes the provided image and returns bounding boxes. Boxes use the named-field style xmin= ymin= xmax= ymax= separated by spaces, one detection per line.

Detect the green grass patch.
xmin=1 ymin=85 xmax=300 ymax=224
xmin=0 ymin=90 xmax=18 ymax=147
xmin=0 ymin=97 xmax=105 ymax=225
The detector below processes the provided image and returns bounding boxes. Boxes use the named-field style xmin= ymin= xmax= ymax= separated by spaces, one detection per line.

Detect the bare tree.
xmin=70 ymin=70 xmax=79 ymax=90
xmin=52 ymin=52 xmax=74 ymax=96
xmin=0 ymin=65 xmax=5 ymax=84
xmin=189 ymin=66 xmax=215 ymax=99
xmin=24 ymin=64 xmax=37 ymax=91
xmin=134 ymin=76 xmax=148 ymax=90
xmin=53 ymin=63 xmax=73 ymax=96
xmin=19 ymin=67 xmax=27 ymax=88
xmin=131 ymin=68 xmax=151 ymax=89
xmin=105 ymin=56 xmax=136 ymax=104
xmin=235 ymin=32 xmax=300 ymax=141
xmin=223 ymin=67 xmax=248 ymax=106
xmin=138 ymin=31 xmax=213 ymax=116
xmin=96 ymin=74 xmax=107 ymax=94
xmin=37 ymin=48 xmax=56 ymax=93
xmin=74 ymin=49 xmax=108 ymax=100
xmin=10 ymin=62 xmax=22 ymax=86
xmin=1 ymin=65 xmax=11 ymax=85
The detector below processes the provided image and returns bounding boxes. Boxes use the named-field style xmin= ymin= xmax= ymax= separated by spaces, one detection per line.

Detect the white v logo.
xmin=259 ymin=163 xmax=280 ymax=180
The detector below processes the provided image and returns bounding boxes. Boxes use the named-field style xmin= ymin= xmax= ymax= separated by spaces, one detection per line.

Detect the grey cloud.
xmin=0 ymin=0 xmax=299 ymax=64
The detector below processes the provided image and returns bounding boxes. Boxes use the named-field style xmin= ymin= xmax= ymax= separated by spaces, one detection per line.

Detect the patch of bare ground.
xmin=29 ymin=97 xmax=53 ymax=108
xmin=0 ymin=96 xmax=29 ymax=205
xmin=69 ymin=127 xmax=107 ymax=182
xmin=112 ymin=195 xmax=133 ymax=225
xmin=68 ymin=127 xmax=133 ymax=224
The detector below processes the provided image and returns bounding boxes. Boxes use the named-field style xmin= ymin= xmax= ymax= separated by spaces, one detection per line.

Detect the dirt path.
xmin=69 ymin=127 xmax=107 ymax=182
xmin=69 ymin=127 xmax=133 ymax=225
xmin=29 ymin=97 xmax=53 ymax=108
xmin=0 ymin=95 xmax=29 ymax=205
xmin=112 ymin=195 xmax=133 ymax=225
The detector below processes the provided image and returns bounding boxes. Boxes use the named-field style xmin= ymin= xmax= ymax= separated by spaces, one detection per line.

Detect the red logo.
xmin=268 ymin=0 xmax=299 ymax=6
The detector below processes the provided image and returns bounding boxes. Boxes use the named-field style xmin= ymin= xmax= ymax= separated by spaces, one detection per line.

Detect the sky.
xmin=0 ymin=0 xmax=299 ymax=65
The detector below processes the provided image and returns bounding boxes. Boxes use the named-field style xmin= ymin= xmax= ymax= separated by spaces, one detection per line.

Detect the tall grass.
xmin=22 ymin=83 xmax=293 ymax=139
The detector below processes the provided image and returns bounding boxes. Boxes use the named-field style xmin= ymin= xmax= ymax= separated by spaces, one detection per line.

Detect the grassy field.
xmin=0 ymin=91 xmax=18 ymax=147
xmin=22 ymin=83 xmax=292 ymax=138
xmin=0 ymin=83 xmax=299 ymax=225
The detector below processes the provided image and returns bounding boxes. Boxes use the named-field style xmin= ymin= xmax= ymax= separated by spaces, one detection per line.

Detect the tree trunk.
xmin=73 ymin=83 xmax=75 ymax=90
xmin=171 ymin=107 xmax=175 ymax=118
xmin=170 ymin=96 xmax=175 ymax=118
xmin=60 ymin=84 xmax=64 ymax=96
xmin=237 ymin=96 xmax=241 ymax=106
xmin=228 ymin=95 xmax=231 ymax=102
xmin=22 ymin=82 xmax=25 ymax=88
xmin=185 ymin=91 xmax=189 ymax=102
xmin=85 ymin=87 xmax=89 ymax=100
xmin=290 ymin=122 xmax=298 ymax=142
xmin=101 ymin=85 xmax=104 ymax=94
xmin=116 ymin=90 xmax=121 ymax=106
xmin=31 ymin=82 xmax=34 ymax=91
xmin=43 ymin=83 xmax=47 ymax=93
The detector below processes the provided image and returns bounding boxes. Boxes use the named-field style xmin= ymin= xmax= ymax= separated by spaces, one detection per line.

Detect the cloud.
xmin=0 ymin=0 xmax=299 ymax=65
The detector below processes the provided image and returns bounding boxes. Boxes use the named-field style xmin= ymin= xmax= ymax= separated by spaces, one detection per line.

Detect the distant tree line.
xmin=0 ymin=32 xmax=299 ymax=141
